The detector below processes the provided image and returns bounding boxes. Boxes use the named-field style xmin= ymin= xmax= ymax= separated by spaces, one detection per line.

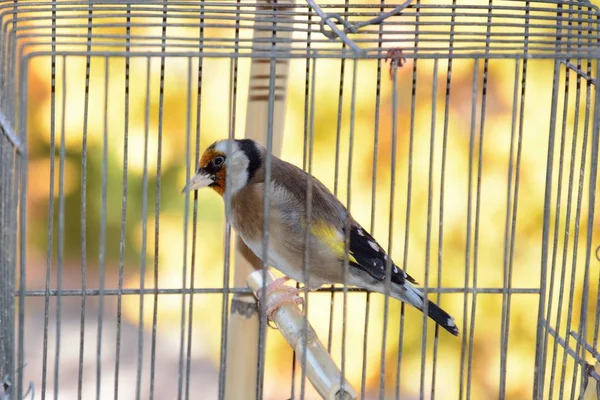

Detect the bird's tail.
xmin=393 ymin=281 xmax=460 ymax=336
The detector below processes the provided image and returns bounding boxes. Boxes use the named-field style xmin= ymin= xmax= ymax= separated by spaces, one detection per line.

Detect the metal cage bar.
xmin=0 ymin=1 xmax=599 ymax=400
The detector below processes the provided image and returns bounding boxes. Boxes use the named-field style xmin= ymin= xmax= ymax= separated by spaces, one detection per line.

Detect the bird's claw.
xmin=264 ymin=291 xmax=304 ymax=320
xmin=256 ymin=277 xmax=304 ymax=328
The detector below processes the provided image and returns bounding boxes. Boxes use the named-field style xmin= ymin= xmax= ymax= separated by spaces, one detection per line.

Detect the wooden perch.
xmin=247 ymin=270 xmax=358 ymax=400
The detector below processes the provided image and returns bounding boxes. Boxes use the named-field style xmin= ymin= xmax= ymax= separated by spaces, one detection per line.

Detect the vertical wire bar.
xmin=255 ymin=6 xmax=284 ymax=392
xmin=149 ymin=4 xmax=168 ymax=398
xmin=135 ymin=57 xmax=152 ymax=400
xmin=291 ymin=13 xmax=312 ymax=399
xmin=2 ymin=125 xmax=12 ymax=394
xmin=0 ymin=11 xmax=7 ymax=108
xmin=468 ymin=60 xmax=490 ymax=400
xmin=590 ymin=14 xmax=600 ymax=356
xmin=218 ymin=14 xmax=243 ymax=393
xmin=2 ymin=58 xmax=8 ymax=394
xmin=595 ymin=267 xmax=600 ymax=358
xmin=0 ymin=9 xmax=6 ymax=108
xmin=185 ymin=4 xmax=205 ymax=397
xmin=218 ymin=56 xmax=238 ymax=400
xmin=340 ymin=57 xmax=358 ymax=398
xmin=431 ymin=4 xmax=458 ymax=393
xmin=299 ymin=56 xmax=317 ymax=400
xmin=533 ymin=58 xmax=561 ymax=400
xmin=431 ymin=0 xmax=456 ymax=390
xmin=328 ymin=0 xmax=351 ymax=353
xmin=467 ymin=2 xmax=494 ymax=396
xmin=220 ymin=7 xmax=242 ymax=389
xmin=572 ymin=13 xmax=599 ymax=399
xmin=461 ymin=59 xmax=478 ymax=400
xmin=77 ymin=5 xmax=93 ymax=397
xmin=114 ymin=6 xmax=132 ymax=398
xmin=503 ymin=9 xmax=531 ymax=399
xmin=458 ymin=59 xmax=479 ymax=400
xmin=419 ymin=58 xmax=438 ymax=400
xmin=0 ymin=14 xmax=13 ymax=390
xmin=0 ymin=135 xmax=6 ymax=388
xmin=0 ymin=127 xmax=8 ymax=394
xmin=256 ymin=56 xmax=277 ymax=400
xmin=568 ymin=39 xmax=599 ymax=400
xmin=332 ymin=0 xmax=349 ymax=199
xmin=256 ymin=12 xmax=281 ymax=397
xmin=566 ymin=83 xmax=592 ymax=400
xmin=548 ymin=21 xmax=582 ymax=400
xmin=379 ymin=54 xmax=399 ymax=400
xmin=95 ymin=56 xmax=109 ymax=400
xmin=53 ymin=55 xmax=67 ymax=400
xmin=556 ymin=66 xmax=591 ymax=400
xmin=10 ymin=77 xmax=20 ymax=398
xmin=396 ymin=2 xmax=420 ymax=395
xmin=7 ymin=6 xmax=18 ymax=116
xmin=594 ymin=260 xmax=600 ymax=353
xmin=0 ymin=16 xmax=6 ymax=386
xmin=41 ymin=2 xmax=58 ymax=397
xmin=543 ymin=4 xmax=567 ymax=396
xmin=177 ymin=57 xmax=193 ymax=400
xmin=0 ymin=15 xmax=7 ymax=113
xmin=17 ymin=53 xmax=29 ymax=400
xmin=361 ymin=1 xmax=384 ymax=394
xmin=499 ymin=58 xmax=526 ymax=400
xmin=11 ymin=26 xmax=18 ymax=394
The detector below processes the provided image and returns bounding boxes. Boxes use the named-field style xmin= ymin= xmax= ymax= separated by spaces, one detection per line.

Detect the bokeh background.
xmin=8 ymin=0 xmax=600 ymax=399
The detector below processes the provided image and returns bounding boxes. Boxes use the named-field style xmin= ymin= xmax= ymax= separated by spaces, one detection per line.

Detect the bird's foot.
xmin=264 ymin=290 xmax=304 ymax=320
xmin=257 ymin=277 xmax=304 ymax=322
xmin=265 ymin=276 xmax=292 ymax=295
xmin=385 ymin=47 xmax=407 ymax=79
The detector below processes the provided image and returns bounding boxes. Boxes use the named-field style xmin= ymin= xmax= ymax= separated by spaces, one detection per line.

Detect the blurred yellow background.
xmin=12 ymin=0 xmax=600 ymax=399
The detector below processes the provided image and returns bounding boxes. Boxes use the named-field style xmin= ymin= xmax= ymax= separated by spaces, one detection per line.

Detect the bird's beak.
xmin=181 ymin=169 xmax=214 ymax=193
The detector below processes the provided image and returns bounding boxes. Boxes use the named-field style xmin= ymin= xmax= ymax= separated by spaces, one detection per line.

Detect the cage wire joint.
xmin=581 ymin=363 xmax=600 ymax=400
xmin=569 ymin=330 xmax=600 ymax=398
xmin=1 ymin=374 xmax=35 ymax=400
xmin=306 ymin=0 xmax=413 ymax=54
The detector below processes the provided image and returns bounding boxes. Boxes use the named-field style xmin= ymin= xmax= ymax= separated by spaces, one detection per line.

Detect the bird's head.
xmin=181 ymin=138 xmax=262 ymax=196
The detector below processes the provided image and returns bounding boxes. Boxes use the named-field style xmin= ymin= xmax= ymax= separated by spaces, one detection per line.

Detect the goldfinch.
xmin=182 ymin=139 xmax=459 ymax=336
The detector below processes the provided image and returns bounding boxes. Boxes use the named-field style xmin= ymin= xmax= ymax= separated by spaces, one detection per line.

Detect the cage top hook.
xmin=306 ymin=0 xmax=413 ymax=54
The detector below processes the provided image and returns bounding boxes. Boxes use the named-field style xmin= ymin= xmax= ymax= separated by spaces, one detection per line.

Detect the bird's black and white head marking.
xmin=211 ymin=139 xmax=262 ymax=194
xmin=184 ymin=139 xmax=263 ymax=196
xmin=235 ymin=139 xmax=262 ymax=183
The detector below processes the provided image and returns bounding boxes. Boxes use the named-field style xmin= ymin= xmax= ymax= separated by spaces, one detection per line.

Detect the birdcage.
xmin=0 ymin=0 xmax=599 ymax=399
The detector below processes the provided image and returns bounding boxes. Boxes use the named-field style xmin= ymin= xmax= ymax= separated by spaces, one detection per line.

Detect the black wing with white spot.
xmin=344 ymin=223 xmax=460 ymax=336
xmin=345 ymin=224 xmax=417 ymax=286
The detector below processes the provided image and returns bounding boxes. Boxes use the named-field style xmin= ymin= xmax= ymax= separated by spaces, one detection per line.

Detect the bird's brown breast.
xmin=231 ymin=184 xmax=263 ymax=238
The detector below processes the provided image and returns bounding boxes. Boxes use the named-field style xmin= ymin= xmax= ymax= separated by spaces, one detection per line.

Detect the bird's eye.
xmin=213 ymin=156 xmax=225 ymax=167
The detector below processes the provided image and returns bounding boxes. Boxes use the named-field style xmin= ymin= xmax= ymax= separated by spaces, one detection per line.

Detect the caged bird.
xmin=182 ymin=138 xmax=459 ymax=336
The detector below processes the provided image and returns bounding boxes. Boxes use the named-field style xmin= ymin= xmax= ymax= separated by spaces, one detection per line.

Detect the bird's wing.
xmin=270 ymin=156 xmax=417 ymax=287
xmin=311 ymin=219 xmax=418 ymax=286
xmin=346 ymin=223 xmax=418 ymax=286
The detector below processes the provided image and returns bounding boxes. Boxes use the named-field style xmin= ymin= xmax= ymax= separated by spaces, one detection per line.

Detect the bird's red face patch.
xmin=198 ymin=148 xmax=226 ymax=196
xmin=198 ymin=148 xmax=218 ymax=168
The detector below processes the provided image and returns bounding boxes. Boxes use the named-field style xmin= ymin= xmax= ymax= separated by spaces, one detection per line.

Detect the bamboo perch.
xmin=247 ymin=270 xmax=358 ymax=400
xmin=223 ymin=0 xmax=294 ymax=397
